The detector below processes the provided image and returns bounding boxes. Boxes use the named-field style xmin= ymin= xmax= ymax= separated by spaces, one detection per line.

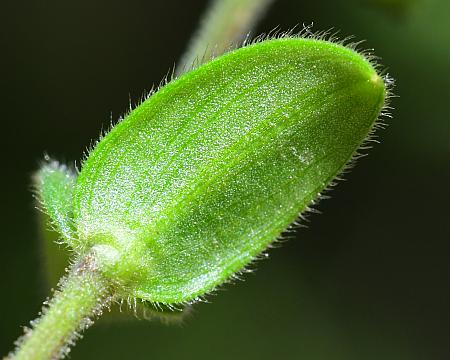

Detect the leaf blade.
xmin=34 ymin=159 xmax=77 ymax=245
xmin=74 ymin=38 xmax=386 ymax=303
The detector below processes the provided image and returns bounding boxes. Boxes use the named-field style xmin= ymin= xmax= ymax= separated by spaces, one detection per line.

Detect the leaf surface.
xmin=73 ymin=38 xmax=386 ymax=303
xmin=34 ymin=160 xmax=77 ymax=245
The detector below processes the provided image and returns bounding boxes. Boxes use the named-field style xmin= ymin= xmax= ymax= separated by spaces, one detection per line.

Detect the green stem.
xmin=176 ymin=0 xmax=274 ymax=75
xmin=9 ymin=254 xmax=112 ymax=360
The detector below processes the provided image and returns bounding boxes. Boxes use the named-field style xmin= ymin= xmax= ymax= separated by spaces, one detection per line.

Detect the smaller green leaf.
xmin=33 ymin=158 xmax=77 ymax=245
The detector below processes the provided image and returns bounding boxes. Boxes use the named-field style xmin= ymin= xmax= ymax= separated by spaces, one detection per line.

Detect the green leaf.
xmin=72 ymin=38 xmax=386 ymax=304
xmin=34 ymin=159 xmax=77 ymax=246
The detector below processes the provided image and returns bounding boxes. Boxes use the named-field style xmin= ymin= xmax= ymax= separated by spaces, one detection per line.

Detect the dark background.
xmin=1 ymin=0 xmax=449 ymax=359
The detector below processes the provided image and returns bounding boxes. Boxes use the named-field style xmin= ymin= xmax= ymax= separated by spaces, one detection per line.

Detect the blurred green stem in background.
xmin=39 ymin=213 xmax=69 ymax=288
xmin=176 ymin=0 xmax=274 ymax=75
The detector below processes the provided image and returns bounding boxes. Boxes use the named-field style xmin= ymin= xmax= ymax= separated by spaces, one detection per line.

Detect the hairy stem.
xmin=176 ymin=0 xmax=274 ymax=75
xmin=9 ymin=254 xmax=112 ymax=360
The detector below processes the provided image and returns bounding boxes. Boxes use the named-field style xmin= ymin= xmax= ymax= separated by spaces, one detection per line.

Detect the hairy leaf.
xmin=34 ymin=159 xmax=77 ymax=245
xmin=70 ymin=38 xmax=386 ymax=303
